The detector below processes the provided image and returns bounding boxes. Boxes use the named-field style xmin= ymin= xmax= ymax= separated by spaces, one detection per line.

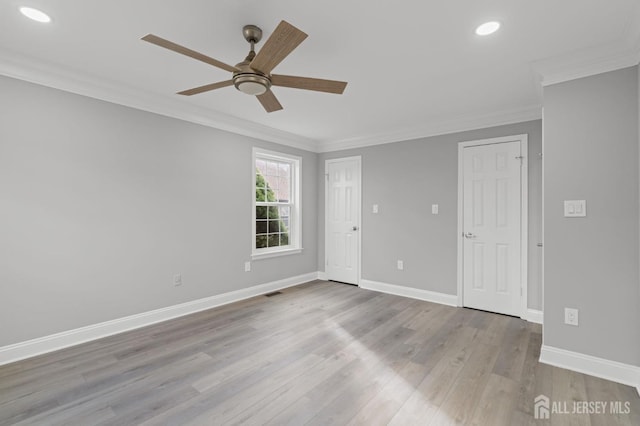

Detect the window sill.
xmin=251 ymin=248 xmax=303 ymax=260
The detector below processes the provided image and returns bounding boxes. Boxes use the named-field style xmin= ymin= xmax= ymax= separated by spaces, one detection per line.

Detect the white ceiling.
xmin=1 ymin=0 xmax=639 ymax=151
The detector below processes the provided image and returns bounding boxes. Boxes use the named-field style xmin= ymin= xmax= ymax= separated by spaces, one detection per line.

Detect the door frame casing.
xmin=324 ymin=156 xmax=362 ymax=285
xmin=456 ymin=134 xmax=529 ymax=318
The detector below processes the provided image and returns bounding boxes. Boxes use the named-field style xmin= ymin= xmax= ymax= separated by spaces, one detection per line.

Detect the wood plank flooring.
xmin=1 ymin=281 xmax=638 ymax=425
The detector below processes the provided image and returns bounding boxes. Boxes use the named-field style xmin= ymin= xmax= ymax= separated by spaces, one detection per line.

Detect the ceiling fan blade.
xmin=250 ymin=21 xmax=308 ymax=75
xmin=177 ymin=80 xmax=234 ymax=96
xmin=141 ymin=34 xmax=238 ymax=73
xmin=256 ymin=90 xmax=283 ymax=113
xmin=271 ymin=74 xmax=347 ymax=94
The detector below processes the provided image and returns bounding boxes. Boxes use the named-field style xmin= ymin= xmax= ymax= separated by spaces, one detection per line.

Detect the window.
xmin=252 ymin=148 xmax=301 ymax=258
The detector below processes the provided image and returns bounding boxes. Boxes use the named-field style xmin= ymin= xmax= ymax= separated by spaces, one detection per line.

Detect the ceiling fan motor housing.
xmin=232 ymin=59 xmax=271 ymax=96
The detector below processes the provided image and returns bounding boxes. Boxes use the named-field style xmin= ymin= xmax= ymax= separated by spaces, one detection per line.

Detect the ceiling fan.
xmin=141 ymin=20 xmax=348 ymax=113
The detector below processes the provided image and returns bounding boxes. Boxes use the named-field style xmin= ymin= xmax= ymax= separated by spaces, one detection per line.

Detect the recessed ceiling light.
xmin=19 ymin=7 xmax=51 ymax=23
xmin=475 ymin=21 xmax=500 ymax=36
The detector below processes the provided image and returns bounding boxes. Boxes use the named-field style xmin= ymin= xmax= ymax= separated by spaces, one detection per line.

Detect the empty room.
xmin=1 ymin=1 xmax=640 ymax=425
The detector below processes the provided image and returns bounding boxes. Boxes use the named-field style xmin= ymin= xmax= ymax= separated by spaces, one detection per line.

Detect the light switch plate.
xmin=372 ymin=204 xmax=379 ymax=214
xmin=564 ymin=200 xmax=586 ymax=217
xmin=431 ymin=204 xmax=439 ymax=214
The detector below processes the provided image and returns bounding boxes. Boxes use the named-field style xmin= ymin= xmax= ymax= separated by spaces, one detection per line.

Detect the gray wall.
xmin=543 ymin=66 xmax=640 ymax=366
xmin=318 ymin=120 xmax=543 ymax=310
xmin=0 ymin=75 xmax=318 ymax=347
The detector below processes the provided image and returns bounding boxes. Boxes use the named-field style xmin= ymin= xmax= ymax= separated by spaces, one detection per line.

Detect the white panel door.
xmin=463 ymin=141 xmax=521 ymax=316
xmin=326 ymin=157 xmax=361 ymax=285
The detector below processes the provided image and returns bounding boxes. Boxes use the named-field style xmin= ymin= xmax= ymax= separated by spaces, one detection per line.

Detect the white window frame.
xmin=251 ymin=147 xmax=302 ymax=260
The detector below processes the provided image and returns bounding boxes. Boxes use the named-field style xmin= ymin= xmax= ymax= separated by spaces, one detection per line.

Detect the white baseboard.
xmin=526 ymin=309 xmax=543 ymax=324
xmin=360 ymin=280 xmax=542 ymax=324
xmin=317 ymin=271 xmax=328 ymax=281
xmin=359 ymin=279 xmax=458 ymax=307
xmin=540 ymin=344 xmax=640 ymax=392
xmin=0 ymin=272 xmax=319 ymax=366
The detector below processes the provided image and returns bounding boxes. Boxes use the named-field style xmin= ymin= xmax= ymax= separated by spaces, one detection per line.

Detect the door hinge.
xmin=325 ymin=173 xmax=329 ymax=181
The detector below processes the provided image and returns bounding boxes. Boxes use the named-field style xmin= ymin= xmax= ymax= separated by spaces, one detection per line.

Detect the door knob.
xmin=464 ymin=232 xmax=476 ymax=239
xmin=352 ymin=226 xmax=359 ymax=231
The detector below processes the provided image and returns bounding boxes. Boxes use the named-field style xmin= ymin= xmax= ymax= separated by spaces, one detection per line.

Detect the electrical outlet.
xmin=372 ymin=204 xmax=379 ymax=214
xmin=244 ymin=261 xmax=251 ymax=272
xmin=564 ymin=308 xmax=579 ymax=326
xmin=397 ymin=260 xmax=404 ymax=270
xmin=432 ymin=204 xmax=439 ymax=214
xmin=173 ymin=273 xmax=182 ymax=287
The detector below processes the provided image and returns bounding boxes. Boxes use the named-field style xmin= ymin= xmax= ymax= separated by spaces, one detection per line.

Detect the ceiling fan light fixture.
xmin=233 ymin=74 xmax=271 ymax=96
xmin=475 ymin=21 xmax=500 ymax=36
xmin=19 ymin=6 xmax=51 ymax=23
xmin=237 ymin=81 xmax=268 ymax=95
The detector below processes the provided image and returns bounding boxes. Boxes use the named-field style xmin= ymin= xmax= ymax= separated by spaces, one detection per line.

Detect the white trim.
xmin=317 ymin=105 xmax=541 ymax=153
xmin=324 ymin=156 xmax=362 ymax=285
xmin=456 ymin=134 xmax=529 ymax=319
xmin=540 ymin=345 xmax=640 ymax=391
xmin=0 ymin=50 xmax=319 ymax=153
xmin=533 ymin=42 xmax=640 ymax=87
xmin=533 ymin=5 xmax=640 ymax=88
xmin=0 ymin=272 xmax=319 ymax=366
xmin=541 ymin=108 xmax=545 ymax=333
xmin=251 ymin=248 xmax=303 ymax=260
xmin=526 ymin=309 xmax=543 ymax=324
xmin=360 ymin=279 xmax=458 ymax=307
xmin=252 ymin=148 xmax=302 ymax=258
xmin=317 ymin=271 xmax=328 ymax=281
xmin=520 ymin=137 xmax=529 ymax=317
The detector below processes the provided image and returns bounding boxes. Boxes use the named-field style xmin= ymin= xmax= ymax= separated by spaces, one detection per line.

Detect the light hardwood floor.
xmin=1 ymin=281 xmax=638 ymax=425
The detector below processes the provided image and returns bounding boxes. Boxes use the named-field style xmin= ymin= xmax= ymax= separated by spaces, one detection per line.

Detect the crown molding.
xmin=0 ymin=49 xmax=320 ymax=153
xmin=533 ymin=43 xmax=639 ymax=87
xmin=534 ymin=6 xmax=640 ymax=87
xmin=1 ymin=50 xmax=543 ymax=155
xmin=317 ymin=105 xmax=542 ymax=153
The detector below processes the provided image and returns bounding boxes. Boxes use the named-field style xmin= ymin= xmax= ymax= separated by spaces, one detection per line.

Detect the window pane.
xmin=255 ymin=170 xmax=266 ymax=188
xmin=279 ymin=206 xmax=290 ymax=218
xmin=277 ymin=177 xmax=290 ymax=202
xmin=271 ymin=185 xmax=280 ymax=202
xmin=256 ymin=160 xmax=267 ymax=176
xmin=267 ymin=161 xmax=278 ymax=176
xmin=256 ymin=235 xmax=268 ymax=248
xmin=268 ymin=220 xmax=280 ymax=233
xmin=281 ymin=232 xmax=289 ymax=245
xmin=268 ymin=206 xmax=279 ymax=219
xmin=266 ymin=185 xmax=277 ymax=202
xmin=256 ymin=220 xmax=268 ymax=234
xmin=267 ymin=234 xmax=280 ymax=247
xmin=278 ymin=163 xmax=290 ymax=177
xmin=256 ymin=206 xmax=267 ymax=219
xmin=256 ymin=187 xmax=266 ymax=202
